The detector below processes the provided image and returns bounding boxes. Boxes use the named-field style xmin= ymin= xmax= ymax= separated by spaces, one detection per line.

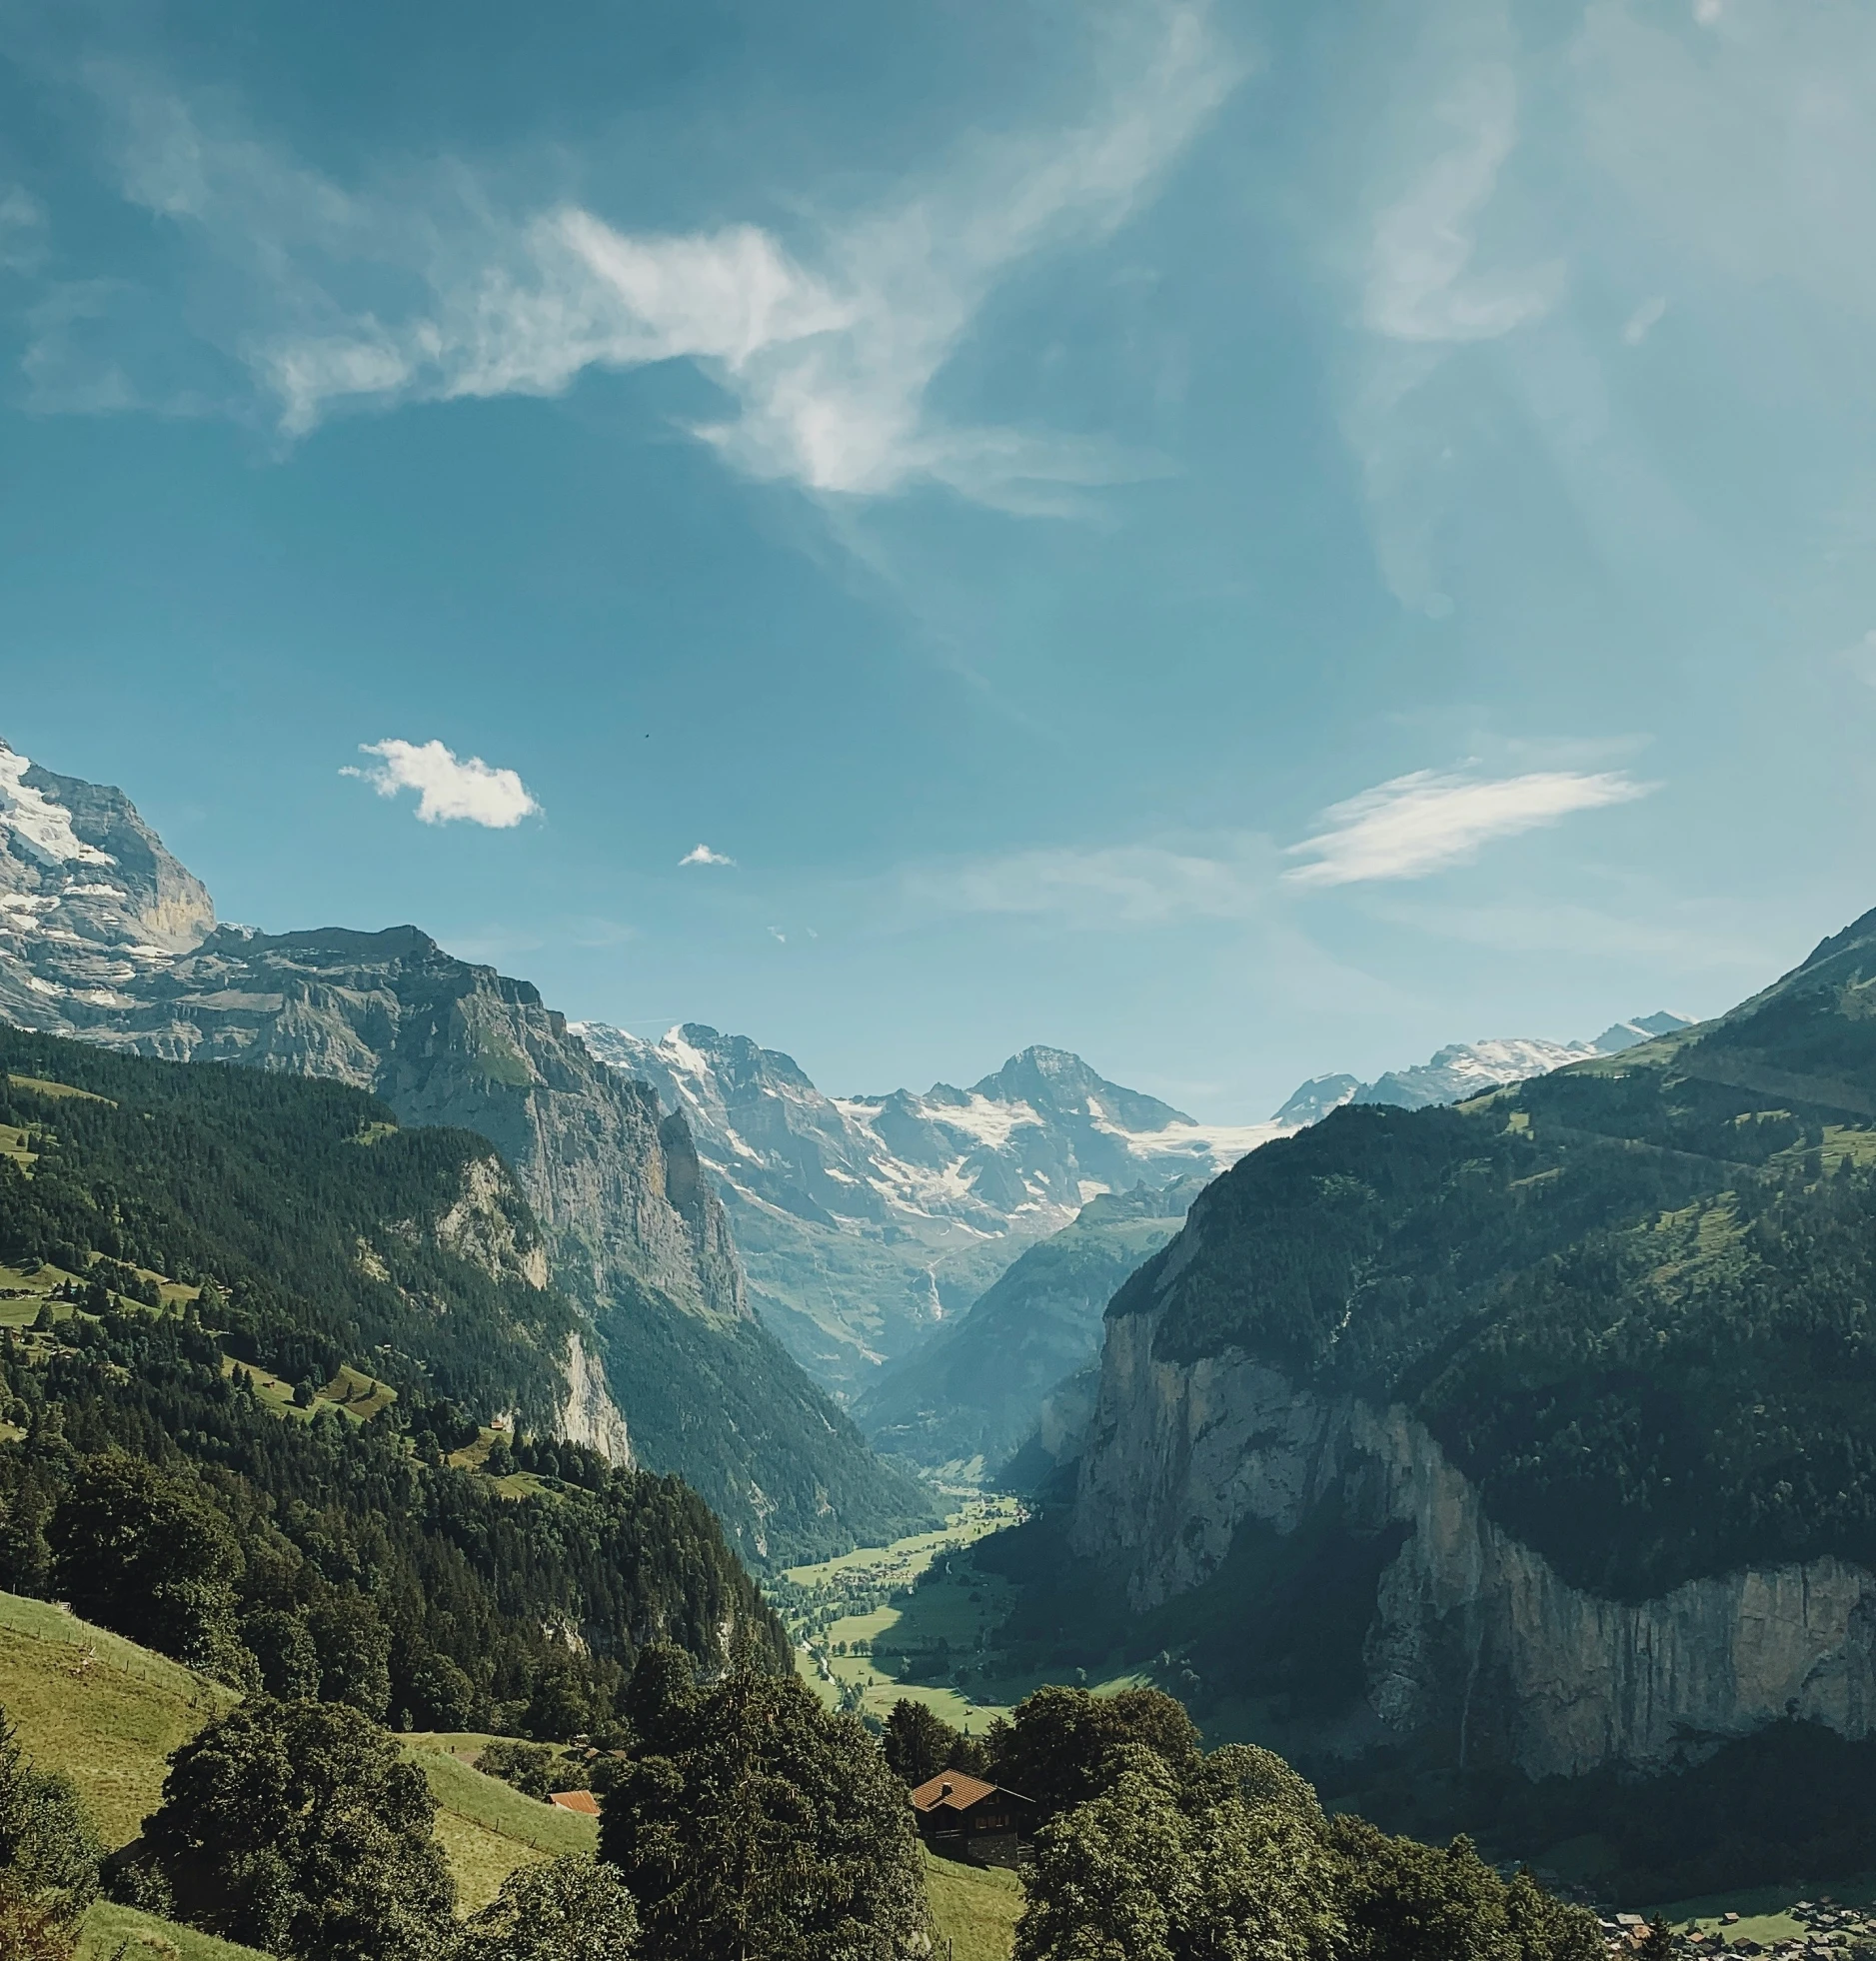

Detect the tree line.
xmin=0 ymin=1663 xmax=1607 ymax=1961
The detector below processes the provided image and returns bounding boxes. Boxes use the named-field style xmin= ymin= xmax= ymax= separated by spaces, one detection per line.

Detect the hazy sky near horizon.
xmin=6 ymin=0 xmax=1876 ymax=1117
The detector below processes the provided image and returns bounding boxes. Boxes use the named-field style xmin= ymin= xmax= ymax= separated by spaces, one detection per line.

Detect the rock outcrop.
xmin=1073 ymin=1293 xmax=1876 ymax=1780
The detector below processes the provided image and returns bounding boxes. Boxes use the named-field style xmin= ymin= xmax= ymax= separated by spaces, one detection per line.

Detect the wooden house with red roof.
xmin=908 ymin=1769 xmax=1033 ymax=1868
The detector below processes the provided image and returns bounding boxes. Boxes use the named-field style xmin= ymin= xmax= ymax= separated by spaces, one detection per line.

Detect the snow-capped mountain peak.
xmin=570 ymin=1021 xmax=1284 ymax=1395
xmin=1272 ymin=1010 xmax=1696 ymax=1119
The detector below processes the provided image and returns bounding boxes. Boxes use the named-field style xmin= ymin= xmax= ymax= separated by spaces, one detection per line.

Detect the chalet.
xmin=909 ymin=1769 xmax=1033 ymax=1869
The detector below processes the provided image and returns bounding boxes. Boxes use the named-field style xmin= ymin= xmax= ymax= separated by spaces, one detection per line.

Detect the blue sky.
xmin=5 ymin=0 xmax=1876 ymax=1117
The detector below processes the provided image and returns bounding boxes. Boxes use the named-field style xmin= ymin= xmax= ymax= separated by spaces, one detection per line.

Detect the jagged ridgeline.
xmin=1038 ymin=903 xmax=1876 ymax=1891
xmin=0 ymin=1026 xmax=788 ymax=1727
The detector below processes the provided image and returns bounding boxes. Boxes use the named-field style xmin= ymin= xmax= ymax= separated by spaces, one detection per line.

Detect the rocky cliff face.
xmin=855 ymin=1172 xmax=1207 ymax=1469
xmin=0 ymin=741 xmax=216 ymax=1026
xmin=1073 ymin=1282 xmax=1876 ymax=1781
xmin=0 ymin=742 xmax=930 ymax=1561
xmin=32 ymin=923 xmax=746 ymax=1339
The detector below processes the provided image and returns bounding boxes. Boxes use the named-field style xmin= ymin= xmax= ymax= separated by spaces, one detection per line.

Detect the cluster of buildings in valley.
xmin=1600 ymin=1898 xmax=1876 ymax=1957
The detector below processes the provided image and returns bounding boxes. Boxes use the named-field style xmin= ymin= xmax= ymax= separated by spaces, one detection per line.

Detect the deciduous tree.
xmin=143 ymin=1695 xmax=454 ymax=1961
xmin=447 ymin=1855 xmax=638 ymax=1961
xmin=49 ymin=1454 xmax=243 ymax=1677
xmin=600 ymin=1648 xmax=930 ymax=1961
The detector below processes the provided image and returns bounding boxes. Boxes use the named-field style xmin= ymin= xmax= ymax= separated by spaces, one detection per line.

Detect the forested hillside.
xmin=1123 ymin=906 xmax=1876 ymax=1600
xmin=1028 ymin=904 xmax=1876 ymax=1892
xmin=0 ymin=1030 xmax=786 ymax=1736
xmin=0 ymin=1027 xmax=576 ymax=1428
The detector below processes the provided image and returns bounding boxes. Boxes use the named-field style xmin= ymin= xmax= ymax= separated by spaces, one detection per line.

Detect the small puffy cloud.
xmin=679 ymin=843 xmax=735 ymax=867
xmin=344 ymin=739 xmax=540 ymax=828
xmin=1283 ymin=768 xmax=1653 ymax=888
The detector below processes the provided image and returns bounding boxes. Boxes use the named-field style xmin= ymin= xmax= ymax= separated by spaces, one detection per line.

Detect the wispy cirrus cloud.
xmin=1282 ymin=768 xmax=1652 ymax=889
xmin=48 ymin=4 xmax=1239 ymax=509
xmin=901 ymin=763 xmax=1654 ymax=924
xmin=343 ymin=739 xmax=541 ymax=828
xmin=902 ymin=833 xmax=1275 ymax=929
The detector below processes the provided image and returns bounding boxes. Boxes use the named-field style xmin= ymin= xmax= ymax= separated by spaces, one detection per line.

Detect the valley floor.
xmin=776 ymin=1495 xmax=1144 ymax=1734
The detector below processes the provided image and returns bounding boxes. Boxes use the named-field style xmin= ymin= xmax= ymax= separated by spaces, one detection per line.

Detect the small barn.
xmin=909 ymin=1769 xmax=1033 ymax=1869
xmin=548 ymin=1789 xmax=601 ymax=1816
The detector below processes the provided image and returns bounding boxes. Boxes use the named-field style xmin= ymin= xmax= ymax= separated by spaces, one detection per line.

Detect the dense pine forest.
xmin=0 ymin=1030 xmax=787 ymax=1733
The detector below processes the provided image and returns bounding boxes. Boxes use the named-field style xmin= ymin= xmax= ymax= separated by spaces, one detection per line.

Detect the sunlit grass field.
xmin=923 ymin=1846 xmax=1023 ymax=1961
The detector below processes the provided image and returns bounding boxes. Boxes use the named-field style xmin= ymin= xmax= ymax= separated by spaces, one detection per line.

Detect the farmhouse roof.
xmin=909 ymin=1770 xmax=1028 ymax=1815
xmin=549 ymin=1790 xmax=601 ymax=1816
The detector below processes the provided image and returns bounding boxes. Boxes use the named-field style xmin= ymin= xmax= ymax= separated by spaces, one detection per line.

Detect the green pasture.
xmin=1657 ymin=1871 xmax=1876 ymax=1941
xmin=7 ymin=1071 xmax=113 ymax=1103
xmin=0 ymin=1590 xmax=592 ymax=1917
xmin=923 ymin=1846 xmax=1023 ymax=1961
xmin=404 ymin=1737 xmax=599 ymax=1912
xmin=0 ymin=1588 xmax=234 ymax=1848
xmin=784 ymin=1500 xmax=1145 ymax=1731
xmin=78 ymin=1901 xmax=270 ymax=1959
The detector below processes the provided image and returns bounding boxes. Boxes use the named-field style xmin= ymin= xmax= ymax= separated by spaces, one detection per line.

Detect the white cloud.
xmin=1282 ymin=768 xmax=1653 ymax=888
xmin=0 ymin=186 xmax=46 ymax=274
xmin=1362 ymin=56 xmax=1560 ymax=347
xmin=1622 ymin=295 xmax=1668 ymax=345
xmin=1334 ymin=2 xmax=1563 ymax=611
xmin=904 ymin=834 xmax=1274 ymax=929
xmin=679 ymin=843 xmax=735 ymax=867
xmin=343 ymin=740 xmax=541 ymax=828
xmin=73 ymin=5 xmax=1239 ymax=506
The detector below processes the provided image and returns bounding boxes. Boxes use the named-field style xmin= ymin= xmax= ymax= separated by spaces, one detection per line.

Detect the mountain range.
xmin=573 ymin=1020 xmax=1275 ymax=1399
xmin=0 ymin=740 xmax=930 ymax=1564
xmin=819 ymin=1014 xmax=1692 ymax=1472
xmin=1269 ymin=1013 xmax=1693 ymax=1125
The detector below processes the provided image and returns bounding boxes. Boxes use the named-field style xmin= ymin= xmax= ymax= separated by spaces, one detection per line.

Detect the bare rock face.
xmin=43 ymin=923 xmax=747 ymax=1340
xmin=0 ymin=742 xmax=215 ymax=1027
xmin=1072 ymin=1301 xmax=1876 ymax=1779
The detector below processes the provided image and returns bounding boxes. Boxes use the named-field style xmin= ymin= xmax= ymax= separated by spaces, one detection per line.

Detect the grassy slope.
xmin=403 ymin=1736 xmax=599 ymax=1913
xmin=77 ymin=1902 xmax=269 ymax=1959
xmin=923 ymin=1847 xmax=1023 ymax=1961
xmin=0 ymin=1590 xmax=234 ymax=1847
xmin=0 ymin=1591 xmax=593 ymax=1918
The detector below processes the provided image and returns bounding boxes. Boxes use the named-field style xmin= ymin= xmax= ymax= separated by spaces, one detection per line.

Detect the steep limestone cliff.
xmin=1072 ymin=1301 xmax=1876 ymax=1779
xmin=1065 ymin=909 xmax=1876 ymax=1783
